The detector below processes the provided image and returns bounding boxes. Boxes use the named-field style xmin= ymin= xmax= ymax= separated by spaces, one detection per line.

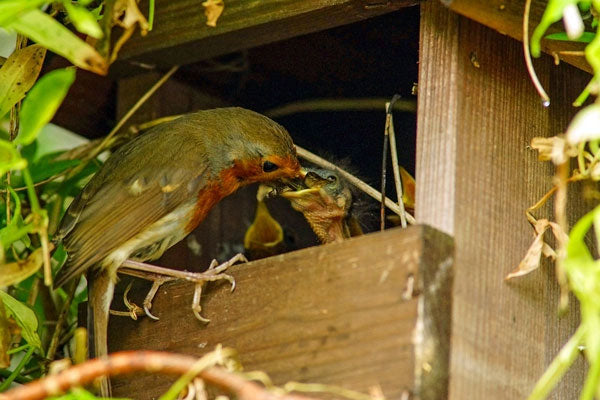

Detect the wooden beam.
xmin=107 ymin=226 xmax=453 ymax=400
xmin=418 ymin=3 xmax=586 ymax=399
xmin=441 ymin=0 xmax=592 ymax=74
xmin=114 ymin=0 xmax=419 ymax=71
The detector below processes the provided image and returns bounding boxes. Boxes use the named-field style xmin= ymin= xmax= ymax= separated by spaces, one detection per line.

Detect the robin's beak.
xmin=299 ymin=167 xmax=308 ymax=179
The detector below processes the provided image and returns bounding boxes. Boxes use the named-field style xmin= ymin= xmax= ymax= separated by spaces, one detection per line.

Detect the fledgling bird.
xmin=52 ymin=107 xmax=303 ymax=395
xmin=281 ymin=167 xmax=359 ymax=243
xmin=281 ymin=165 xmax=416 ymax=243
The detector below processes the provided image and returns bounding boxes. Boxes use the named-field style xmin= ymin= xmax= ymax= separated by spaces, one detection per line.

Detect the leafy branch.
xmin=514 ymin=1 xmax=600 ymax=399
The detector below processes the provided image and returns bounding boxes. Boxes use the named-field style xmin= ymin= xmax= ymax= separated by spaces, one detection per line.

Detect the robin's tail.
xmin=87 ymin=270 xmax=114 ymax=397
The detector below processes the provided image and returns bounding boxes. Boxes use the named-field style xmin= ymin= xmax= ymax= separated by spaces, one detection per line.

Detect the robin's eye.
xmin=262 ymin=161 xmax=279 ymax=172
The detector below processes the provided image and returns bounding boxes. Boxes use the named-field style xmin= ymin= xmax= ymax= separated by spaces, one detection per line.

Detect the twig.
xmin=554 ymin=50 xmax=586 ymax=57
xmin=264 ymin=98 xmax=416 ymax=119
xmin=21 ymin=167 xmax=52 ymax=286
xmin=523 ymin=0 xmax=551 ymax=106
xmin=46 ymin=281 xmax=77 ymax=361
xmin=380 ymin=111 xmax=389 ymax=232
xmin=130 ymin=114 xmax=183 ymax=133
xmin=295 ymin=146 xmax=416 ymax=224
xmin=385 ymin=96 xmax=407 ymax=228
xmin=554 ymin=161 xmax=570 ymax=310
xmin=0 ymin=350 xmax=319 ymax=400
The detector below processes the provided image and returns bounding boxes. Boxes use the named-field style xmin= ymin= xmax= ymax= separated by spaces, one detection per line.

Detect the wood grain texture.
xmin=442 ymin=0 xmax=591 ymax=74
xmin=418 ymin=3 xmax=588 ymax=399
xmin=108 ymin=226 xmax=453 ymax=400
xmin=114 ymin=0 xmax=419 ymax=71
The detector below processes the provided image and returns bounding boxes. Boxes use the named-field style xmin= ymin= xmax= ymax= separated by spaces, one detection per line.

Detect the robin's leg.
xmin=116 ymin=253 xmax=247 ymax=321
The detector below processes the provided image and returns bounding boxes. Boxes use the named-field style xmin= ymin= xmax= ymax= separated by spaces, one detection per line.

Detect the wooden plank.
xmin=114 ymin=0 xmax=419 ymax=71
xmin=107 ymin=226 xmax=454 ymax=400
xmin=417 ymin=3 xmax=587 ymax=399
xmin=441 ymin=0 xmax=592 ymax=74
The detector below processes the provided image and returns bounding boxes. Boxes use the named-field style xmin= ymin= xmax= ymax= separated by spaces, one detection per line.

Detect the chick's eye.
xmin=327 ymin=175 xmax=337 ymax=182
xmin=262 ymin=161 xmax=279 ymax=172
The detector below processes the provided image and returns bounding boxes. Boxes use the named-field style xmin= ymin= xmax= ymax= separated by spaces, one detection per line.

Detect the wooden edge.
xmin=111 ymin=0 xmax=419 ymax=75
xmin=441 ymin=0 xmax=592 ymax=75
xmin=415 ymin=226 xmax=454 ymax=400
xmin=106 ymin=225 xmax=454 ymax=399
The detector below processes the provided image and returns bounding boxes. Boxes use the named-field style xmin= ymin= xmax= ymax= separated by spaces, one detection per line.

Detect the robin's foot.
xmin=117 ymin=253 xmax=247 ymax=321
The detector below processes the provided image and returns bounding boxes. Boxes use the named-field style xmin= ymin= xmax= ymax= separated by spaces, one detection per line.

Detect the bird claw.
xmin=118 ymin=253 xmax=247 ymax=322
xmin=109 ymin=281 xmax=144 ymax=320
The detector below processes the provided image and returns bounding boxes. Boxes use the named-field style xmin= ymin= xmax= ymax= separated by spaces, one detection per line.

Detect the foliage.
xmin=0 ymin=0 xmax=151 ymax=394
xmin=519 ymin=1 xmax=600 ymax=399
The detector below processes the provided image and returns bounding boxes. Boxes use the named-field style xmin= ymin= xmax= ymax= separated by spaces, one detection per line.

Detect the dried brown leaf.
xmin=506 ymin=219 xmax=552 ymax=280
xmin=203 ymin=0 xmax=224 ymax=27
xmin=113 ymin=0 xmax=149 ymax=32
xmin=530 ymin=135 xmax=577 ymax=164
xmin=110 ymin=0 xmax=149 ymax=63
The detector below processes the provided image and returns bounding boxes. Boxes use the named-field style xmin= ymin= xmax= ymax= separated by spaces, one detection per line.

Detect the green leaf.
xmin=16 ymin=68 xmax=76 ymax=146
xmin=0 ymin=0 xmax=46 ymax=26
xmin=545 ymin=31 xmax=596 ymax=43
xmin=585 ymin=25 xmax=600 ymax=83
xmin=64 ymin=2 xmax=104 ymax=39
xmin=0 ymin=291 xmax=41 ymax=351
xmin=0 ymin=187 xmax=33 ymax=250
xmin=20 ymin=140 xmax=38 ymax=163
xmin=531 ymin=0 xmax=579 ymax=57
xmin=0 ymin=139 xmax=27 ymax=177
xmin=0 ymin=44 xmax=47 ymax=119
xmin=30 ymin=156 xmax=80 ymax=183
xmin=7 ymin=9 xmax=108 ymax=75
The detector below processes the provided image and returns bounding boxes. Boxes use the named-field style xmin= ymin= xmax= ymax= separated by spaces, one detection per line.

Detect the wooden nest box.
xmin=61 ymin=0 xmax=591 ymax=398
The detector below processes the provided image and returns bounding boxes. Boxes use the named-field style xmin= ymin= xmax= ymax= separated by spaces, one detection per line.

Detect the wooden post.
xmin=417 ymin=3 xmax=588 ymax=398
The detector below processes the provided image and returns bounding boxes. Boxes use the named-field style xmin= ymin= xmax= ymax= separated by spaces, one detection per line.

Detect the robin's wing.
xmin=54 ymin=129 xmax=210 ymax=288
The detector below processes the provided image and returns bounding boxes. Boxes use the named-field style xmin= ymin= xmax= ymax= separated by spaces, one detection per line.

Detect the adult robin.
xmin=52 ymin=107 xmax=304 ymax=395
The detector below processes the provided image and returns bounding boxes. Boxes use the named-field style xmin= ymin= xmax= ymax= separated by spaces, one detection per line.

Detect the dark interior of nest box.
xmin=51 ymin=7 xmax=419 ymax=278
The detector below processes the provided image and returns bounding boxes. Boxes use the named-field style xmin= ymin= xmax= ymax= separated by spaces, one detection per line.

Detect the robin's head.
xmin=183 ymin=108 xmax=303 ymax=185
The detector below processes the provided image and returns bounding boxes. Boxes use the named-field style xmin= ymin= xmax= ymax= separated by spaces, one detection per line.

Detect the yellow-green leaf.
xmin=0 ymin=291 xmax=41 ymax=351
xmin=0 ymin=297 xmax=12 ymax=368
xmin=64 ymin=2 xmax=104 ymax=39
xmin=0 ymin=0 xmax=45 ymax=26
xmin=0 ymin=44 xmax=46 ymax=118
xmin=8 ymin=9 xmax=107 ymax=75
xmin=0 ymin=140 xmax=27 ymax=177
xmin=0 ymin=247 xmax=43 ymax=287
xmin=16 ymin=68 xmax=76 ymax=146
